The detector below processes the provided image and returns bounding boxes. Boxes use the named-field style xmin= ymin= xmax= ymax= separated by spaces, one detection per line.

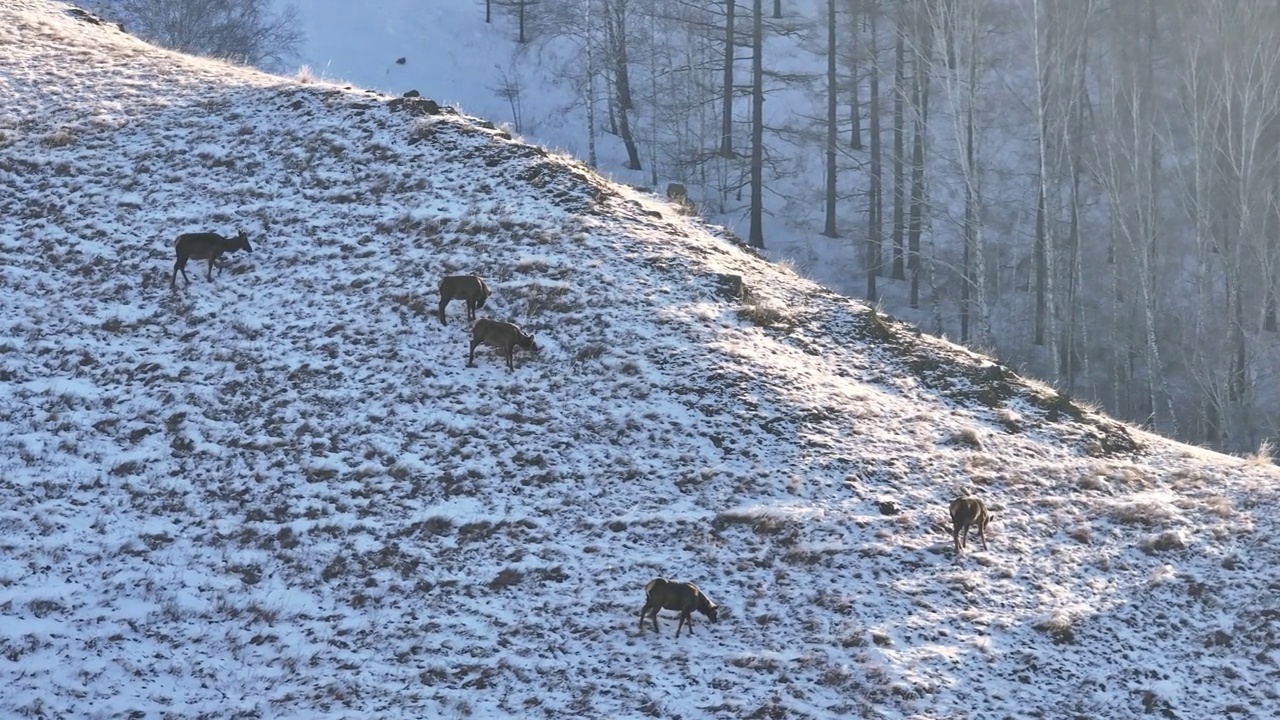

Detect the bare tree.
xmin=845 ymin=0 xmax=863 ymax=151
xmin=822 ymin=0 xmax=839 ymax=238
xmin=1091 ymin=0 xmax=1177 ymax=434
xmin=866 ymin=0 xmax=882 ymax=301
xmin=905 ymin=0 xmax=932 ymax=308
xmin=890 ymin=4 xmax=907 ymax=280
xmin=107 ymin=0 xmax=303 ymax=71
xmin=721 ymin=0 xmax=737 ymax=158
xmin=749 ymin=0 xmax=765 ymax=248
xmin=603 ymin=0 xmax=642 ymax=169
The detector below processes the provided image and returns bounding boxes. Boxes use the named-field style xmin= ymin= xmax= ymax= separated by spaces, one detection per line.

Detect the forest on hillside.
xmin=483 ymin=0 xmax=1280 ymax=454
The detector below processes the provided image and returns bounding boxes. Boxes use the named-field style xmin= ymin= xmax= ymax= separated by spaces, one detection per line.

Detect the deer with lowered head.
xmin=949 ymin=496 xmax=992 ymax=554
xmin=467 ymin=319 xmax=538 ymax=372
xmin=638 ymin=578 xmax=719 ymax=637
xmin=438 ymin=274 xmax=490 ymax=325
xmin=171 ymin=230 xmax=251 ymax=287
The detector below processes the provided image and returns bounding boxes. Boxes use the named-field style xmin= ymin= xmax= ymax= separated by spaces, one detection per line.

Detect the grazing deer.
xmin=639 ymin=578 xmax=718 ymax=637
xmin=949 ymin=496 xmax=992 ymax=554
xmin=171 ymin=230 xmax=251 ymax=287
xmin=438 ymin=275 xmax=490 ymax=325
xmin=665 ymin=182 xmax=695 ymax=215
xmin=467 ymin=319 xmax=537 ymax=372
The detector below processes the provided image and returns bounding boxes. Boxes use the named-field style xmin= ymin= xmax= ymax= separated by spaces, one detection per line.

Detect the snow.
xmin=2 ymin=1 xmax=1280 ymax=718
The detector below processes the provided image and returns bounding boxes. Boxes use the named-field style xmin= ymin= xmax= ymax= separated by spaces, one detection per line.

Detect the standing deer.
xmin=171 ymin=230 xmax=251 ymax=287
xmin=638 ymin=578 xmax=718 ymax=637
xmin=467 ymin=319 xmax=537 ymax=372
xmin=949 ymin=496 xmax=992 ymax=554
xmin=438 ymin=275 xmax=490 ymax=324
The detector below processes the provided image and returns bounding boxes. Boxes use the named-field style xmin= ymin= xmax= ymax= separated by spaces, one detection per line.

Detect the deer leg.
xmin=438 ymin=296 xmax=451 ymax=325
xmin=465 ymin=299 xmax=476 ymax=321
xmin=468 ymin=339 xmax=481 ymax=367
xmin=505 ymin=347 xmax=514 ymax=372
xmin=676 ymin=610 xmax=692 ymax=638
xmin=639 ymin=602 xmax=651 ymax=632
xmin=978 ymin=525 xmax=988 ymax=551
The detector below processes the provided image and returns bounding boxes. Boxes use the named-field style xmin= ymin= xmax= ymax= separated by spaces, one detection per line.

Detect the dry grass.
xmin=1245 ymin=438 xmax=1275 ymax=466
xmin=573 ymin=342 xmax=607 ymax=362
xmin=1140 ymin=530 xmax=1186 ymax=554
xmin=1107 ymin=497 xmax=1179 ymax=527
xmin=948 ymin=427 xmax=984 ymax=450
xmin=41 ymin=127 xmax=75 ymax=148
xmin=736 ymin=297 xmax=790 ymax=328
xmin=389 ymin=292 xmax=429 ymax=317
xmin=1032 ymin=608 xmax=1081 ymax=644
xmin=522 ymin=283 xmax=575 ymax=315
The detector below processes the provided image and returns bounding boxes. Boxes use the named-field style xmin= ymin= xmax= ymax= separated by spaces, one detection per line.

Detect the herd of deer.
xmin=169 ymin=230 xmax=538 ymax=372
xmin=168 ymin=229 xmax=995 ymax=639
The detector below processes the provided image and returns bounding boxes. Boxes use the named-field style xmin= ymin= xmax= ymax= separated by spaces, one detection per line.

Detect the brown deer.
xmin=467 ymin=319 xmax=537 ymax=372
xmin=638 ymin=578 xmax=718 ymax=637
xmin=438 ymin=275 xmax=490 ymax=325
xmin=949 ymin=496 xmax=992 ymax=554
xmin=171 ymin=230 xmax=251 ymax=287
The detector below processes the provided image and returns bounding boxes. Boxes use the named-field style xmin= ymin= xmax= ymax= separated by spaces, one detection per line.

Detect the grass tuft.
xmin=736 ymin=298 xmax=790 ymax=328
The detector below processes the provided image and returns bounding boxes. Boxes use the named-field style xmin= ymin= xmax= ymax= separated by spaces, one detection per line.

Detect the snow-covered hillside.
xmin=2 ymin=3 xmax=1279 ymax=718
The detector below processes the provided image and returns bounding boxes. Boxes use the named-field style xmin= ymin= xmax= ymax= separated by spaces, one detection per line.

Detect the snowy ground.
xmin=1 ymin=3 xmax=1279 ymax=718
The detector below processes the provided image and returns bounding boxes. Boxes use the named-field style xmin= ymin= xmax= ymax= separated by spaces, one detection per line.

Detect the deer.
xmin=438 ymin=275 xmax=490 ymax=325
xmin=665 ymin=182 xmax=695 ymax=215
xmin=949 ymin=496 xmax=992 ymax=554
xmin=171 ymin=230 xmax=251 ymax=287
xmin=638 ymin=578 xmax=718 ymax=637
xmin=467 ymin=319 xmax=537 ymax=372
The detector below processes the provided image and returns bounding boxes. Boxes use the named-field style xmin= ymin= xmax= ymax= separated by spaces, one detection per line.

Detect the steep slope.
xmin=1 ymin=3 xmax=1279 ymax=719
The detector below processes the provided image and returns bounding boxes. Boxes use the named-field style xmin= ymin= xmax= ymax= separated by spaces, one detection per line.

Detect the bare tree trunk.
xmin=850 ymin=44 xmax=863 ymax=150
xmin=823 ymin=0 xmax=839 ymax=238
xmin=907 ymin=4 xmax=931 ymax=308
xmin=749 ymin=0 xmax=765 ymax=248
xmin=890 ymin=11 xmax=906 ymax=280
xmin=613 ymin=1 xmax=633 ymax=110
xmin=961 ymin=87 xmax=973 ymax=342
xmin=1268 ymin=166 xmax=1280 ymax=332
xmin=585 ymin=0 xmax=598 ymax=167
xmin=720 ymin=0 xmax=736 ymax=158
xmin=866 ymin=0 xmax=882 ymax=300
xmin=1031 ymin=0 xmax=1051 ymax=348
xmin=1061 ymin=27 xmax=1089 ymax=389
xmin=605 ymin=0 xmax=641 ymax=170
xmin=773 ymin=0 xmax=781 ymax=19
xmin=645 ymin=5 xmax=659 ymax=187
